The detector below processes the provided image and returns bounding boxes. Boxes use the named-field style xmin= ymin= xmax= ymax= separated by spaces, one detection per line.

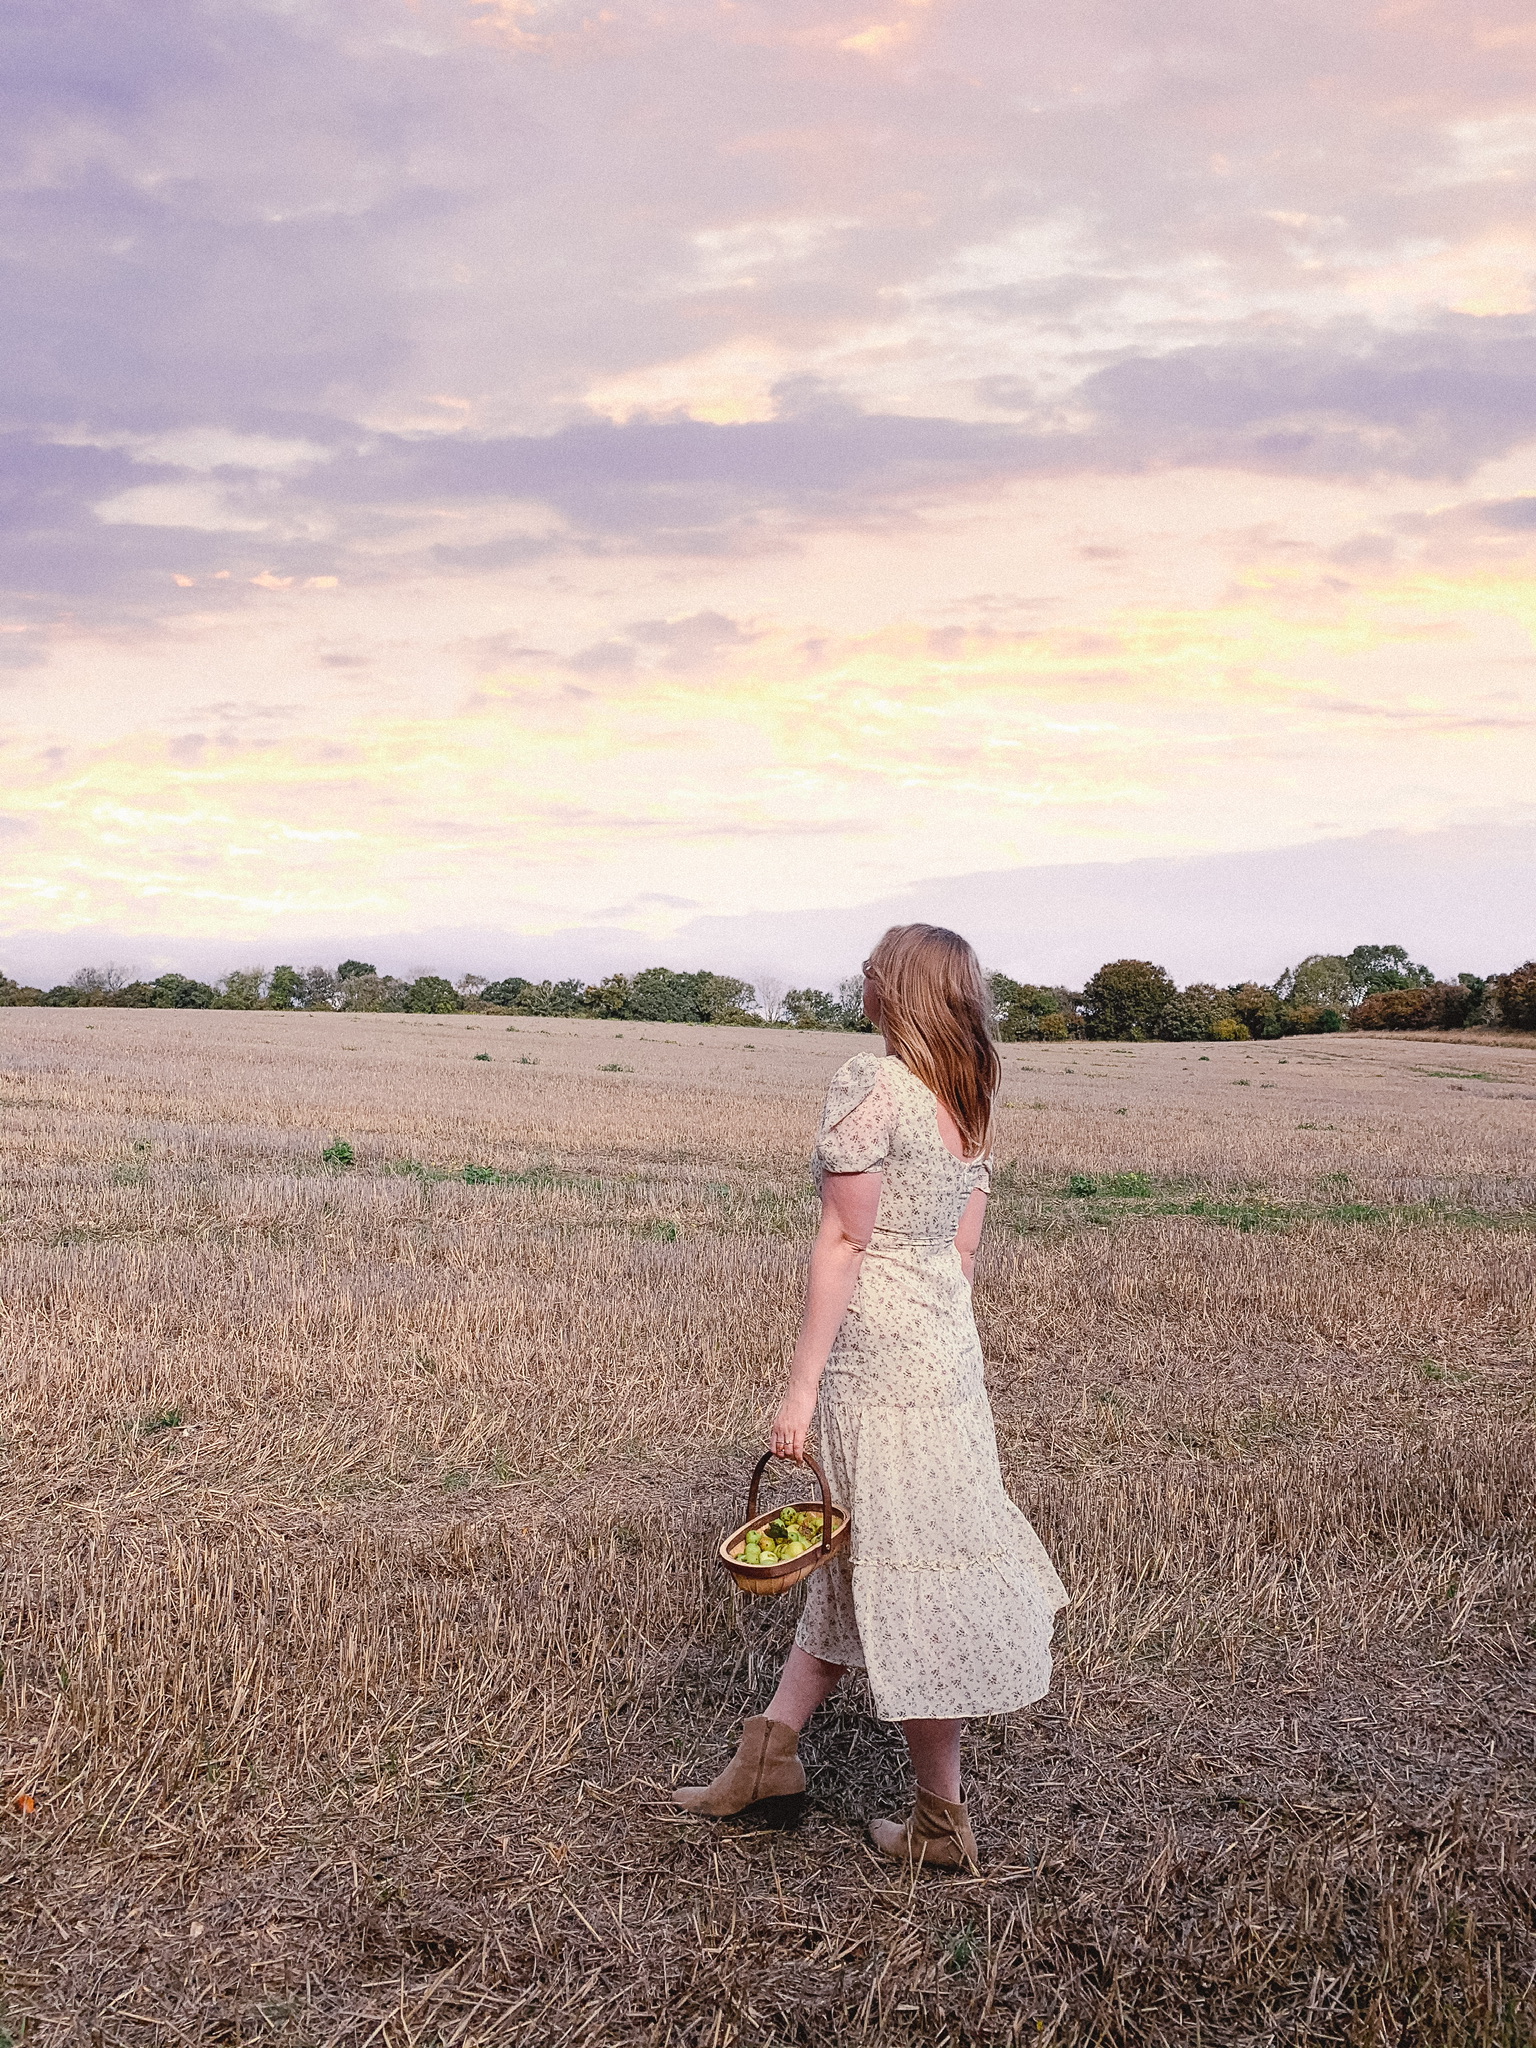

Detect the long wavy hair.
xmin=862 ymin=924 xmax=1000 ymax=1159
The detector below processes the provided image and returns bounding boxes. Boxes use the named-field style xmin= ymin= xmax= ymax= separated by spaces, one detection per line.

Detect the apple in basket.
xmin=731 ymin=1505 xmax=824 ymax=1566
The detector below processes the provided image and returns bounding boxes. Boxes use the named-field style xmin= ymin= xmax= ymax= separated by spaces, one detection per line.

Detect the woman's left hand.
xmin=770 ymin=1385 xmax=817 ymax=1463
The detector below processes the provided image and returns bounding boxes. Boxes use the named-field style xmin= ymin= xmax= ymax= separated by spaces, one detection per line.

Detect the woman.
xmin=675 ymin=923 xmax=1067 ymax=1871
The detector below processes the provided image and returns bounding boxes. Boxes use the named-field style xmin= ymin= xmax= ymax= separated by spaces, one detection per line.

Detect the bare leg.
xmin=763 ymin=1645 xmax=844 ymax=1731
xmin=902 ymin=1717 xmax=963 ymax=1803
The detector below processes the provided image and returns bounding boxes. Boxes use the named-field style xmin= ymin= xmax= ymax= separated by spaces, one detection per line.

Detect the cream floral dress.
xmin=795 ymin=1052 xmax=1068 ymax=1720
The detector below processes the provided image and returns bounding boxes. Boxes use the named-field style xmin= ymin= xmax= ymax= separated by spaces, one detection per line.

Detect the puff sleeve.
xmin=814 ymin=1053 xmax=895 ymax=1179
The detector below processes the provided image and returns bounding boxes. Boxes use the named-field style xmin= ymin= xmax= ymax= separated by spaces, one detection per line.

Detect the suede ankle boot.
xmin=869 ymin=1785 xmax=980 ymax=1872
xmin=673 ymin=1716 xmax=807 ymax=1825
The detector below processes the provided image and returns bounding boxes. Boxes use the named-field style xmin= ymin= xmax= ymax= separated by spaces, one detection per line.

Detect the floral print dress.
xmin=795 ymin=1053 xmax=1068 ymax=1720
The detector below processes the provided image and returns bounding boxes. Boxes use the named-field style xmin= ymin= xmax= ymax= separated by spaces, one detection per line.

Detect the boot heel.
xmin=738 ymin=1791 xmax=807 ymax=1829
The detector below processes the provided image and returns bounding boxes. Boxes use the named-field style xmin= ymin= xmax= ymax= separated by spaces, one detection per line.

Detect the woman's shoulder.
xmin=820 ymin=1049 xmax=896 ymax=1116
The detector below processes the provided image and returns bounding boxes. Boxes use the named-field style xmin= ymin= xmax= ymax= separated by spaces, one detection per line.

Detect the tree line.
xmin=2 ymin=944 xmax=1533 ymax=1036
xmin=993 ymin=945 xmax=1536 ymax=1040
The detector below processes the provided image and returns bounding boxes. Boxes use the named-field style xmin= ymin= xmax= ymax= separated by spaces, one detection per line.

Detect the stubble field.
xmin=1 ymin=1010 xmax=1533 ymax=2047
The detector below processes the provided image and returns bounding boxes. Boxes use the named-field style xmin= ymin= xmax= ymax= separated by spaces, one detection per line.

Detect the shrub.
xmin=1036 ymin=1011 xmax=1070 ymax=1041
xmin=1081 ymin=960 xmax=1176 ymax=1040
xmin=1491 ymin=961 xmax=1536 ymax=1030
xmin=1353 ymin=982 xmax=1475 ymax=1032
xmin=1279 ymin=1003 xmax=1345 ymax=1036
xmin=1211 ymin=1017 xmax=1250 ymax=1041
xmin=320 ymin=1140 xmax=355 ymax=1168
xmin=0 ymin=974 xmax=44 ymax=1005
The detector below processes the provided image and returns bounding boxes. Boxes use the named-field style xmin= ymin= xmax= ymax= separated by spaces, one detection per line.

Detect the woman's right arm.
xmin=769 ymin=1170 xmax=883 ymax=1462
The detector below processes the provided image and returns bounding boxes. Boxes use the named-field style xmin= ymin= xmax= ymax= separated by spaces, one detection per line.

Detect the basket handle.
xmin=745 ymin=1447 xmax=835 ymax=1557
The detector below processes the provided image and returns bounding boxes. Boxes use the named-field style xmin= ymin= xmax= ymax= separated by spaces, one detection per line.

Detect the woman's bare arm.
xmin=954 ymin=1186 xmax=988 ymax=1284
xmin=770 ymin=1170 xmax=882 ymax=1462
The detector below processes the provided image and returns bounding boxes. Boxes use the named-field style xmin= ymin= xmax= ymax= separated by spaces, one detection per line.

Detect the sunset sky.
xmin=4 ymin=0 xmax=1535 ymax=971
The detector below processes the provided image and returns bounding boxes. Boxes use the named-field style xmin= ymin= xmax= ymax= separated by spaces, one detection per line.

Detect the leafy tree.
xmin=784 ymin=987 xmax=843 ymax=1029
xmin=302 ymin=965 xmax=340 ymax=1009
xmin=405 ymin=974 xmax=461 ymax=1014
xmin=1456 ymin=972 xmax=1489 ymax=1022
xmin=42 ymin=984 xmax=82 ymax=1006
xmin=71 ymin=964 xmax=129 ymax=996
xmin=481 ymin=975 xmax=529 ymax=1008
xmin=1081 ymin=959 xmax=1176 ymax=1040
xmin=0 ymin=974 xmax=44 ymax=1004
xmin=1492 ymin=961 xmax=1536 ymax=1029
xmin=337 ymin=959 xmax=376 ymax=981
xmin=628 ymin=966 xmax=703 ymax=1023
xmin=702 ymin=972 xmax=763 ymax=1026
xmin=213 ymin=967 xmax=266 ymax=1009
xmin=1211 ymin=1017 xmax=1250 ymax=1041
xmin=1228 ymin=981 xmax=1282 ymax=1038
xmin=992 ymin=974 xmax=1074 ymax=1042
xmin=151 ymin=973 xmax=215 ymax=1009
xmin=1156 ymin=984 xmax=1226 ymax=1040
xmin=338 ymin=972 xmax=410 ymax=1012
xmin=263 ymin=965 xmax=305 ymax=1010
xmin=833 ymin=974 xmax=876 ymax=1032
xmin=1276 ymin=954 xmax=1355 ymax=1009
xmin=581 ymin=973 xmax=631 ymax=1018
xmin=1344 ymin=943 xmax=1434 ymax=1001
xmin=509 ymin=977 xmax=586 ymax=1016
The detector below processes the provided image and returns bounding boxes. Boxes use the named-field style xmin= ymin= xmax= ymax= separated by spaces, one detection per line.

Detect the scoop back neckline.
xmin=877 ymin=1054 xmax=983 ymax=1168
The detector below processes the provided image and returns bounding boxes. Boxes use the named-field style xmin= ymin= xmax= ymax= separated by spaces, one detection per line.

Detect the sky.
xmin=3 ymin=0 xmax=1535 ymax=980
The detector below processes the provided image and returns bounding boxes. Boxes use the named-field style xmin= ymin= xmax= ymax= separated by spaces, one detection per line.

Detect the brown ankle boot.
xmin=673 ymin=1716 xmax=807 ymax=1825
xmin=869 ymin=1786 xmax=980 ymax=1872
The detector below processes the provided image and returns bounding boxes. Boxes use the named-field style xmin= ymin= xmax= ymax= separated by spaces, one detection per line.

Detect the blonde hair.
xmin=862 ymin=924 xmax=1000 ymax=1159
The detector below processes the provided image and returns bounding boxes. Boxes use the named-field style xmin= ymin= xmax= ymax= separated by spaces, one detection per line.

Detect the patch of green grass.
xmin=1416 ymin=1357 xmax=1473 ymax=1387
xmin=941 ymin=1924 xmax=978 ymax=1974
xmin=599 ymin=1062 xmax=633 ymax=1072
xmin=138 ymin=1407 xmax=183 ymax=1438
xmin=321 ymin=1139 xmax=355 ymax=1168
xmin=1067 ymin=1171 xmax=1155 ymax=1198
xmin=473 ymin=1052 xmax=491 ymax=1061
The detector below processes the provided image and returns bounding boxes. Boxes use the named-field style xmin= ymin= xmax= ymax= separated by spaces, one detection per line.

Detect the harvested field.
xmin=1 ymin=1010 xmax=1533 ymax=2046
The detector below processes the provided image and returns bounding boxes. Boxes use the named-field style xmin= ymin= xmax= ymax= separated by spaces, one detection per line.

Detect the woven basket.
xmin=717 ymin=1448 xmax=850 ymax=1599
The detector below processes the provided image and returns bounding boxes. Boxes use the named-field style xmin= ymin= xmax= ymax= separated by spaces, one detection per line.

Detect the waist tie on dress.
xmin=867 ymin=1225 xmax=957 ymax=1251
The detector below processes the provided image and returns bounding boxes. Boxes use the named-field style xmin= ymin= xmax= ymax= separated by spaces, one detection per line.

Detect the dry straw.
xmin=1 ymin=1009 xmax=1533 ymax=2044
